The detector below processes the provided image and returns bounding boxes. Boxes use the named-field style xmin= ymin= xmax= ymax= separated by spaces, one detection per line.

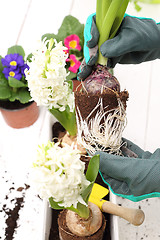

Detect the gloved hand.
xmin=78 ymin=13 xmax=160 ymax=80
xmin=96 ymin=138 xmax=160 ymax=202
xmin=78 ymin=13 xmax=99 ymax=80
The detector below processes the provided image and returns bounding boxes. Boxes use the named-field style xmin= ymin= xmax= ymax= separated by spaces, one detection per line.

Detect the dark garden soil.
xmin=74 ymin=90 xmax=129 ymax=122
xmin=2 ymin=184 xmax=30 ymax=240
xmin=0 ymin=100 xmax=32 ymax=110
xmin=49 ymin=122 xmax=111 ymax=240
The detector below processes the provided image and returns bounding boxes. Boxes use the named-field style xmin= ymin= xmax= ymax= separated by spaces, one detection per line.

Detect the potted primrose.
xmin=31 ymin=141 xmax=106 ymax=240
xmin=0 ymin=45 xmax=39 ymax=128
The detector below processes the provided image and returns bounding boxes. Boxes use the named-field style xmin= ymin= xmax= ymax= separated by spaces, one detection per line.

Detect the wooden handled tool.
xmin=89 ymin=183 xmax=145 ymax=226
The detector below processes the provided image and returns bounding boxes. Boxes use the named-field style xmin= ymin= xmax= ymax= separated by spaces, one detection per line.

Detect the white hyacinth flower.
xmin=31 ymin=141 xmax=90 ymax=209
xmin=26 ymin=38 xmax=74 ymax=112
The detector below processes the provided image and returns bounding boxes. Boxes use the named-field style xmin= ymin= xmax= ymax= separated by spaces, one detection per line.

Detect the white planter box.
xmin=41 ymin=109 xmax=160 ymax=240
xmin=111 ymin=195 xmax=160 ymax=240
xmin=41 ymin=112 xmax=119 ymax=240
xmin=42 ymin=201 xmax=52 ymax=240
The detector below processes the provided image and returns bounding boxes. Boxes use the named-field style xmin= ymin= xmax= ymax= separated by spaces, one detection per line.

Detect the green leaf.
xmin=96 ymin=0 xmax=103 ymax=32
xmin=0 ymin=86 xmax=11 ymax=99
xmin=69 ymin=48 xmax=83 ymax=58
xmin=8 ymin=88 xmax=31 ymax=103
xmin=42 ymin=15 xmax=84 ymax=48
xmin=9 ymin=91 xmax=17 ymax=102
xmin=58 ymin=15 xmax=84 ymax=40
xmin=81 ymin=182 xmax=94 ymax=203
xmin=76 ymin=202 xmax=90 ymax=219
xmin=134 ymin=1 xmax=142 ymax=11
xmin=0 ymin=55 xmax=3 ymax=71
xmin=17 ymin=88 xmax=31 ymax=104
xmin=49 ymin=197 xmax=89 ymax=219
xmin=49 ymin=107 xmax=77 ymax=136
xmin=66 ymin=71 xmax=77 ymax=81
xmin=67 ymin=79 xmax=73 ymax=90
xmin=8 ymin=77 xmax=27 ymax=88
xmin=7 ymin=45 xmax=25 ymax=58
xmin=49 ymin=197 xmax=64 ymax=210
xmin=96 ymin=0 xmax=129 ymax=65
xmin=86 ymin=155 xmax=100 ymax=182
xmin=0 ymin=73 xmax=8 ymax=86
xmin=26 ymin=53 xmax=33 ymax=62
xmin=109 ymin=0 xmax=130 ymax=39
xmin=67 ymin=202 xmax=90 ymax=219
xmin=42 ymin=33 xmax=59 ymax=42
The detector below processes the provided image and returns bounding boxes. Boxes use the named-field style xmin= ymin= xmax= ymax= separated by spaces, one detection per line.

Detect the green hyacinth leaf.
xmin=49 ymin=197 xmax=64 ymax=210
xmin=86 ymin=154 xmax=100 ymax=182
xmin=81 ymin=182 xmax=94 ymax=203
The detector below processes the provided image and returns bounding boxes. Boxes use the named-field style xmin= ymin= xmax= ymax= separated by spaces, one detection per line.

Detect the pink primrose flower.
xmin=64 ymin=34 xmax=81 ymax=51
xmin=66 ymin=54 xmax=81 ymax=73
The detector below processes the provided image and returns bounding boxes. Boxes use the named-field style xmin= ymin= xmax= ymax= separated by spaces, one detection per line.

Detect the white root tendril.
xmin=76 ymin=97 xmax=127 ymax=156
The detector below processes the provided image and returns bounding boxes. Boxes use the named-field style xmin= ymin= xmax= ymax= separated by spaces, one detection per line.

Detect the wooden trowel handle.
xmin=102 ymin=201 xmax=145 ymax=226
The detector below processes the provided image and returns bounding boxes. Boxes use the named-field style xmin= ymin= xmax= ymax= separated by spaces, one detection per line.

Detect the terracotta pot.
xmin=58 ymin=210 xmax=106 ymax=240
xmin=0 ymin=101 xmax=39 ymax=128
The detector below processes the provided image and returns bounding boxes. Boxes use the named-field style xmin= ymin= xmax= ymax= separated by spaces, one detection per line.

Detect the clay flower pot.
xmin=0 ymin=101 xmax=39 ymax=128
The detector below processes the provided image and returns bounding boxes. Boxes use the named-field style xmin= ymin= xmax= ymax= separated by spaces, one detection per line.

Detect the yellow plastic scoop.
xmin=89 ymin=183 xmax=145 ymax=226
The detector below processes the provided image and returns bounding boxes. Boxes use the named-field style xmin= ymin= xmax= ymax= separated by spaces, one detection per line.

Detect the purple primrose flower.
xmin=1 ymin=53 xmax=24 ymax=69
xmin=1 ymin=53 xmax=29 ymax=81
xmin=3 ymin=67 xmax=22 ymax=80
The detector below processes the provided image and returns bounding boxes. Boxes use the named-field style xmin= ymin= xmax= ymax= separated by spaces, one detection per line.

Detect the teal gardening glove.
xmin=78 ymin=13 xmax=160 ymax=80
xmin=97 ymin=138 xmax=160 ymax=202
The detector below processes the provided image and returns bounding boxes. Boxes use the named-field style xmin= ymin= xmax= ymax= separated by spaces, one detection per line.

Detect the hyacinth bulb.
xmin=82 ymin=65 xmax=120 ymax=95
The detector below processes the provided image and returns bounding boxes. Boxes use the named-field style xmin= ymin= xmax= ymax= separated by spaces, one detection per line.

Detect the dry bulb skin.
xmin=82 ymin=65 xmax=120 ymax=95
xmin=66 ymin=202 xmax=102 ymax=237
xmin=76 ymin=97 xmax=127 ymax=155
xmin=61 ymin=132 xmax=87 ymax=155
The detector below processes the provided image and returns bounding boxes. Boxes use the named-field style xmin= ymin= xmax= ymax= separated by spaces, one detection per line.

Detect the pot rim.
xmin=0 ymin=101 xmax=34 ymax=112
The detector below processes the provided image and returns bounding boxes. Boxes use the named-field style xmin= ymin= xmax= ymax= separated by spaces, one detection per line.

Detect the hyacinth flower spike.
xmin=26 ymin=38 xmax=77 ymax=136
